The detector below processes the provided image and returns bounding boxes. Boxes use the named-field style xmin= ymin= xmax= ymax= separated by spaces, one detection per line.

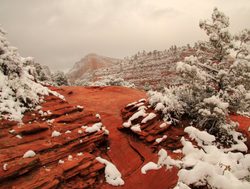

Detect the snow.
xmin=141 ymin=113 xmax=156 ymax=123
xmin=0 ymin=27 xmax=65 ymax=122
xmin=58 ymin=160 xmax=64 ymax=164
xmin=51 ymin=130 xmax=61 ymax=137
xmin=131 ymin=124 xmax=141 ymax=132
xmin=184 ymin=126 xmax=215 ymax=145
xmin=159 ymin=122 xmax=167 ymax=128
xmin=96 ymin=157 xmax=124 ymax=186
xmin=96 ymin=113 xmax=101 ymax=119
xmin=141 ymin=162 xmax=160 ymax=174
xmin=9 ymin=129 xmax=15 ymax=134
xmin=101 ymin=126 xmax=110 ymax=135
xmin=126 ymin=101 xmax=137 ymax=107
xmin=129 ymin=109 xmax=147 ymax=122
xmin=142 ymin=127 xmax=250 ymax=189
xmin=23 ymin=150 xmax=36 ymax=158
xmin=68 ymin=155 xmax=73 ymax=161
xmin=155 ymin=135 xmax=167 ymax=143
xmin=122 ymin=121 xmax=131 ymax=128
xmin=16 ymin=135 xmax=22 ymax=139
xmin=78 ymin=130 xmax=83 ymax=134
xmin=77 ymin=152 xmax=83 ymax=156
xmin=47 ymin=119 xmax=54 ymax=124
xmin=65 ymin=130 xmax=71 ymax=134
xmin=3 ymin=163 xmax=8 ymax=171
xmin=203 ymin=95 xmax=229 ymax=111
xmin=76 ymin=105 xmax=83 ymax=109
xmin=138 ymin=98 xmax=146 ymax=103
xmin=85 ymin=122 xmax=102 ymax=133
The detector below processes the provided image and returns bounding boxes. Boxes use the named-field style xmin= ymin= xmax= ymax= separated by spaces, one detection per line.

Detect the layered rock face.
xmin=120 ymin=99 xmax=188 ymax=152
xmin=0 ymin=89 xmax=108 ymax=189
xmin=0 ymin=86 xmax=180 ymax=189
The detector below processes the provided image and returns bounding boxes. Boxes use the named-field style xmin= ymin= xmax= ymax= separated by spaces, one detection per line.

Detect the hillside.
xmin=69 ymin=48 xmax=196 ymax=89
xmin=67 ymin=53 xmax=121 ymax=84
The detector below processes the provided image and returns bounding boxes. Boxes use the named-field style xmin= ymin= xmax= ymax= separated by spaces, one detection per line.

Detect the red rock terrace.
xmin=0 ymin=86 xmax=176 ymax=189
xmin=1 ymin=86 xmax=249 ymax=189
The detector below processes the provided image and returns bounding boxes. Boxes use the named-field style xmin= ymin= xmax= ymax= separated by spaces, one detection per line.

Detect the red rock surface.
xmin=55 ymin=86 xmax=179 ymax=189
xmin=0 ymin=86 xmax=179 ymax=189
xmin=120 ymin=99 xmax=188 ymax=153
xmin=0 ymin=90 xmax=108 ymax=189
xmin=230 ymin=115 xmax=250 ymax=151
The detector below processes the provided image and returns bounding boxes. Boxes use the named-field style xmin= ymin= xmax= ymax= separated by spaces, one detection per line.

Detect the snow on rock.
xmin=131 ymin=124 xmax=141 ymax=132
xmin=3 ymin=163 xmax=8 ymax=171
xmin=77 ymin=152 xmax=83 ymax=156
xmin=155 ymin=135 xmax=167 ymax=144
xmin=23 ymin=150 xmax=36 ymax=158
xmin=129 ymin=109 xmax=147 ymax=122
xmin=96 ymin=157 xmax=124 ymax=186
xmin=159 ymin=122 xmax=167 ymax=128
xmin=141 ymin=162 xmax=160 ymax=174
xmin=85 ymin=122 xmax=102 ymax=133
xmin=126 ymin=101 xmax=137 ymax=107
xmin=122 ymin=121 xmax=131 ymax=128
xmin=101 ymin=126 xmax=110 ymax=135
xmin=96 ymin=113 xmax=101 ymax=119
xmin=58 ymin=160 xmax=64 ymax=164
xmin=51 ymin=130 xmax=61 ymax=137
xmin=78 ymin=130 xmax=83 ymax=134
xmin=141 ymin=113 xmax=156 ymax=123
xmin=65 ymin=130 xmax=71 ymax=134
xmin=138 ymin=98 xmax=146 ymax=103
xmin=16 ymin=135 xmax=22 ymax=139
xmin=144 ymin=127 xmax=250 ymax=189
xmin=68 ymin=155 xmax=73 ymax=161
xmin=9 ymin=129 xmax=15 ymax=134
xmin=76 ymin=105 xmax=84 ymax=109
xmin=184 ymin=126 xmax=215 ymax=145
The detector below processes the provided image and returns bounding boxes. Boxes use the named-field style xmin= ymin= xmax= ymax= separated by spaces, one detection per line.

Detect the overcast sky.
xmin=0 ymin=0 xmax=250 ymax=72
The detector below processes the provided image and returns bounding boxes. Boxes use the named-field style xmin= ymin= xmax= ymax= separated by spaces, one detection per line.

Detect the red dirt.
xmin=55 ymin=86 xmax=178 ymax=189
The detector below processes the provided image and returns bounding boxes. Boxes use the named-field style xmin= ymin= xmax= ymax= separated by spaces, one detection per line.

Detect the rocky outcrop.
xmin=0 ymin=91 xmax=108 ymax=189
xmin=120 ymin=99 xmax=188 ymax=152
xmin=0 ymin=86 xmax=181 ymax=189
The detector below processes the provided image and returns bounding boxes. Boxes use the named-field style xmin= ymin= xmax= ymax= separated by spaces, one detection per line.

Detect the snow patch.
xmin=51 ymin=130 xmax=61 ymax=137
xmin=23 ymin=150 xmax=36 ymax=158
xmin=141 ymin=162 xmax=160 ymax=174
xmin=96 ymin=157 xmax=124 ymax=186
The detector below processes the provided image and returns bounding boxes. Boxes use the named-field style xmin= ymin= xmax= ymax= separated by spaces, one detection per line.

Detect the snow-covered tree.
xmin=147 ymin=8 xmax=250 ymax=141
xmin=199 ymin=7 xmax=232 ymax=62
xmin=52 ymin=71 xmax=69 ymax=86
xmin=23 ymin=60 xmax=53 ymax=84
xmin=0 ymin=26 xmax=63 ymax=121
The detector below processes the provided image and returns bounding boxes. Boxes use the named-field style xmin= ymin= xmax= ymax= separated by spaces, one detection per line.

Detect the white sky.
xmin=0 ymin=0 xmax=249 ymax=71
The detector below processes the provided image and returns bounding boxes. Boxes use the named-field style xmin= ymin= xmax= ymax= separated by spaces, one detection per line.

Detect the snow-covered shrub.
xmin=52 ymin=71 xmax=69 ymax=86
xmin=0 ymin=26 xmax=63 ymax=121
xmin=148 ymin=87 xmax=186 ymax=123
xmin=23 ymin=60 xmax=53 ymax=84
xmin=76 ymin=76 xmax=135 ymax=88
xmin=199 ymin=7 xmax=232 ymax=62
xmin=142 ymin=126 xmax=250 ymax=189
xmin=147 ymin=8 xmax=250 ymax=143
xmin=138 ymin=8 xmax=250 ymax=189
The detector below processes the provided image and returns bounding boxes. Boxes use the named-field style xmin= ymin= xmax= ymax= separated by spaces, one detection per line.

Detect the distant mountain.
xmin=67 ymin=53 xmax=121 ymax=83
